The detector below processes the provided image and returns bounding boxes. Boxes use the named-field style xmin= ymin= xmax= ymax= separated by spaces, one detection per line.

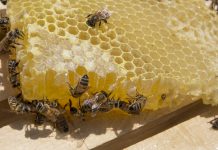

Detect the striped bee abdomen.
xmin=68 ymin=74 xmax=89 ymax=98
xmin=55 ymin=114 xmax=69 ymax=133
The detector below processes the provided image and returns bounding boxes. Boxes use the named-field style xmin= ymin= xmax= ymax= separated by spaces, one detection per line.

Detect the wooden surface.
xmin=126 ymin=105 xmax=218 ymax=150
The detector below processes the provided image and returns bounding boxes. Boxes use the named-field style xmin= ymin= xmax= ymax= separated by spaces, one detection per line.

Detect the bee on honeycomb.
xmin=86 ymin=8 xmax=111 ymax=27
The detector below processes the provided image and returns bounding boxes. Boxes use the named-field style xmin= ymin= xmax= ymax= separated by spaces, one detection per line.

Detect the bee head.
xmin=70 ymin=107 xmax=78 ymax=114
xmin=83 ymin=74 xmax=88 ymax=79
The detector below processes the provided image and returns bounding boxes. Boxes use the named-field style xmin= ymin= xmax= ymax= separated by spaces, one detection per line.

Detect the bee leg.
xmin=86 ymin=14 xmax=92 ymax=18
xmin=103 ymin=19 xmax=107 ymax=24
xmin=14 ymin=42 xmax=22 ymax=46
xmin=63 ymin=99 xmax=70 ymax=109
xmin=99 ymin=21 xmax=101 ymax=27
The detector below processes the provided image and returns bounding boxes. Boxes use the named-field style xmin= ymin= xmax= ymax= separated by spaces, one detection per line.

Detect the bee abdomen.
xmin=56 ymin=115 xmax=69 ymax=133
xmin=35 ymin=113 xmax=46 ymax=125
xmin=80 ymin=74 xmax=89 ymax=86
xmin=128 ymin=102 xmax=142 ymax=114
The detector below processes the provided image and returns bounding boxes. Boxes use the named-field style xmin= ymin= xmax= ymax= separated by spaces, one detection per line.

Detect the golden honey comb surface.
xmin=7 ymin=0 xmax=218 ymax=109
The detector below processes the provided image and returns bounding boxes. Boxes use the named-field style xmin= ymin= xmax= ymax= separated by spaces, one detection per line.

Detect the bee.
xmin=86 ymin=8 xmax=111 ymax=27
xmin=8 ymin=93 xmax=32 ymax=114
xmin=210 ymin=0 xmax=218 ymax=12
xmin=67 ymin=74 xmax=89 ymax=98
xmin=9 ymin=72 xmax=20 ymax=87
xmin=0 ymin=28 xmax=24 ymax=54
xmin=34 ymin=100 xmax=69 ymax=132
xmin=0 ymin=0 xmax=7 ymax=5
xmin=80 ymin=91 xmax=110 ymax=117
xmin=127 ymin=92 xmax=147 ymax=114
xmin=0 ymin=16 xmax=10 ymax=32
xmin=8 ymin=60 xmax=19 ymax=74
xmin=35 ymin=100 xmax=60 ymax=122
xmin=209 ymin=117 xmax=218 ymax=129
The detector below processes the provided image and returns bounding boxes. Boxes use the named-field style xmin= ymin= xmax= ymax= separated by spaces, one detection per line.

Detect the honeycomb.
xmin=7 ymin=0 xmax=218 ymax=110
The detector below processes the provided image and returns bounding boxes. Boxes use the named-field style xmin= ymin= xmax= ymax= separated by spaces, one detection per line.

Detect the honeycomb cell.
xmin=143 ymin=63 xmax=154 ymax=72
xmin=118 ymin=36 xmax=128 ymax=43
xmin=58 ymin=29 xmax=65 ymax=36
xmin=78 ymin=23 xmax=88 ymax=31
xmin=44 ymin=3 xmax=52 ymax=9
xmin=45 ymin=10 xmax=53 ymax=15
xmin=57 ymin=21 xmax=68 ymax=28
xmin=160 ymin=57 xmax=170 ymax=65
xmin=107 ymin=30 xmax=116 ymax=40
xmin=37 ymin=20 xmax=45 ymax=27
xmin=56 ymin=15 xmax=65 ymax=21
xmin=150 ymin=52 xmax=160 ymax=60
xmin=133 ymin=59 xmax=144 ymax=67
xmin=122 ymin=53 xmax=133 ymax=61
xmin=90 ymin=37 xmax=100 ymax=45
xmin=126 ymin=33 xmax=136 ymax=41
xmin=135 ymin=68 xmax=145 ymax=75
xmin=110 ymin=40 xmax=120 ymax=47
xmin=152 ymin=60 xmax=163 ymax=69
xmin=66 ymin=18 xmax=77 ymax=26
xmin=115 ymin=28 xmax=125 ymax=35
xmin=127 ymin=71 xmax=135 ymax=78
xmin=46 ymin=16 xmax=55 ymax=23
xmin=131 ymin=50 xmax=142 ymax=58
xmin=34 ymin=7 xmax=43 ymax=12
xmin=144 ymin=35 xmax=155 ymax=43
xmin=124 ymin=62 xmax=134 ymax=70
xmin=48 ymin=24 xmax=56 ymax=32
xmin=68 ymin=26 xmax=79 ymax=35
xmin=129 ymin=41 xmax=139 ymax=49
xmin=99 ymin=34 xmax=109 ymax=42
xmin=100 ymin=42 xmax=110 ymax=50
xmin=141 ymin=55 xmax=152 ymax=63
xmin=111 ymin=48 xmax=122 ymax=56
xmin=115 ymin=57 xmax=123 ymax=64
xmin=79 ymin=32 xmax=90 ymax=40
xmin=54 ymin=7 xmax=64 ymax=14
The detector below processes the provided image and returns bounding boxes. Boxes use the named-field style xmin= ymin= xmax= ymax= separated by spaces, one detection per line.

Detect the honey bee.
xmin=209 ymin=117 xmax=218 ymax=129
xmin=127 ymin=92 xmax=147 ymax=114
xmin=67 ymin=74 xmax=89 ymax=98
xmin=8 ymin=72 xmax=20 ymax=87
xmin=8 ymin=93 xmax=33 ymax=114
xmin=34 ymin=100 xmax=69 ymax=132
xmin=0 ymin=16 xmax=10 ymax=32
xmin=0 ymin=28 xmax=24 ymax=54
xmin=79 ymin=91 xmax=110 ymax=117
xmin=8 ymin=60 xmax=19 ymax=74
xmin=35 ymin=101 xmax=60 ymax=122
xmin=0 ymin=0 xmax=7 ymax=5
xmin=210 ymin=0 xmax=218 ymax=12
xmin=86 ymin=8 xmax=111 ymax=27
